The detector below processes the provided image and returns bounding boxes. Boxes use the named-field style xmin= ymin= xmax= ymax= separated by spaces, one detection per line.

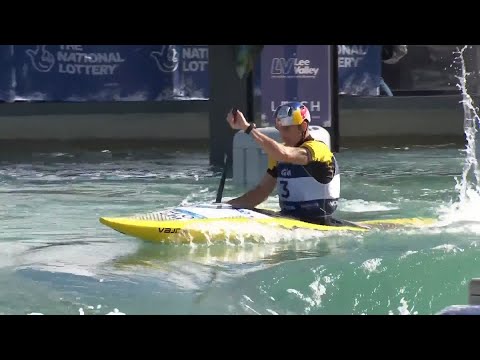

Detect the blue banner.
xmin=0 ymin=46 xmax=14 ymax=102
xmin=337 ymin=45 xmax=382 ymax=96
xmin=260 ymin=45 xmax=334 ymax=128
xmin=8 ymin=45 xmax=209 ymax=102
xmin=0 ymin=45 xmax=384 ymax=103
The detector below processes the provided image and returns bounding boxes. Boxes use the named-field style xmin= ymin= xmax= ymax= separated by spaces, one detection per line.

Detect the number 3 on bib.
xmin=280 ymin=180 xmax=290 ymax=198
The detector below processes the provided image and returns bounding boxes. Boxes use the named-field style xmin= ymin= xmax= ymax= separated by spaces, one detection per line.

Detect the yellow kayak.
xmin=99 ymin=203 xmax=436 ymax=244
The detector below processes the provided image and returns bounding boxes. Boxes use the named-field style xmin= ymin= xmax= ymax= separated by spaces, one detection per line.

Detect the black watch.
xmin=245 ymin=123 xmax=256 ymax=134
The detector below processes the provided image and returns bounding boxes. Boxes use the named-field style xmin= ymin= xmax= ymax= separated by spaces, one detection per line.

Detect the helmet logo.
xmin=274 ymin=102 xmax=311 ymax=126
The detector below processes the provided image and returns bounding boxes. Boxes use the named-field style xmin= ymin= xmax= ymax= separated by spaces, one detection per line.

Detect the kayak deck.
xmin=99 ymin=215 xmax=436 ymax=244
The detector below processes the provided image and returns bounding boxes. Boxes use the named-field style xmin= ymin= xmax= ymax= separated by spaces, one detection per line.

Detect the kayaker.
xmin=226 ymin=102 xmax=341 ymax=226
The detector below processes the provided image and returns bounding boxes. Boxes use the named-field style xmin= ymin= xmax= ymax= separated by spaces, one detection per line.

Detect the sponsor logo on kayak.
xmin=236 ymin=208 xmax=264 ymax=218
xmin=158 ymin=227 xmax=180 ymax=233
xmin=166 ymin=211 xmax=194 ymax=220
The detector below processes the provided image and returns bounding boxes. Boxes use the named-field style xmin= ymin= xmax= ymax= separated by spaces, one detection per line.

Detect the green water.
xmin=1 ymin=144 xmax=478 ymax=315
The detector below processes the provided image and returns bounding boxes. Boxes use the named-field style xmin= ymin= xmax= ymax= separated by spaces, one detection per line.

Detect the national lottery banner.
xmin=8 ymin=45 xmax=210 ymax=102
xmin=259 ymin=45 xmax=335 ymax=128
xmin=337 ymin=45 xmax=382 ymax=96
xmin=0 ymin=45 xmax=384 ymax=103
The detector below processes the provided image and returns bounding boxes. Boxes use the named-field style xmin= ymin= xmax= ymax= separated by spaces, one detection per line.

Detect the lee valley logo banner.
xmin=260 ymin=45 xmax=333 ymax=128
xmin=9 ymin=45 xmax=210 ymax=101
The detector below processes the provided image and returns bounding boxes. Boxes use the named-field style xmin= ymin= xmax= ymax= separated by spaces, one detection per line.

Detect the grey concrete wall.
xmin=0 ymin=95 xmax=468 ymax=147
xmin=0 ymin=112 xmax=209 ymax=140
xmin=0 ymin=101 xmax=209 ymax=141
xmin=338 ymin=95 xmax=466 ymax=146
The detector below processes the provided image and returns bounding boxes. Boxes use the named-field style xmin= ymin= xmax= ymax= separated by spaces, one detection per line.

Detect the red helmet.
xmin=274 ymin=102 xmax=311 ymax=127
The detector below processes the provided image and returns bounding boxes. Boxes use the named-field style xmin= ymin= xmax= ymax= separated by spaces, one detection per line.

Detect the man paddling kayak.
xmin=226 ymin=102 xmax=341 ymax=226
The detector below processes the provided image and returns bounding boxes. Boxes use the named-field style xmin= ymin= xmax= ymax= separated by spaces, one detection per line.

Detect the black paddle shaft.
xmin=215 ymin=108 xmax=238 ymax=203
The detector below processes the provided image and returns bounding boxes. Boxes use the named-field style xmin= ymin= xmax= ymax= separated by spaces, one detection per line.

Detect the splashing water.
xmin=455 ymin=46 xmax=480 ymax=199
xmin=438 ymin=45 xmax=480 ymax=224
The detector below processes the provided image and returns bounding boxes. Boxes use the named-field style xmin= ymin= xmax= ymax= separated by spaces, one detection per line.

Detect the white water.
xmin=456 ymin=46 xmax=480 ymax=197
xmin=339 ymin=199 xmax=399 ymax=213
xmin=438 ymin=45 xmax=480 ymax=225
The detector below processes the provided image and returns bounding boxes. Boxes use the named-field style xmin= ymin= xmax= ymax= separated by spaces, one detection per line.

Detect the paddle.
xmin=215 ymin=152 xmax=229 ymax=203
xmin=215 ymin=108 xmax=237 ymax=204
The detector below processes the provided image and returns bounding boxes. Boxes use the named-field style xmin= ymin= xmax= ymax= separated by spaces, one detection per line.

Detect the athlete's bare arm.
xmin=226 ymin=109 xmax=311 ymax=165
xmin=227 ymin=173 xmax=276 ymax=208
